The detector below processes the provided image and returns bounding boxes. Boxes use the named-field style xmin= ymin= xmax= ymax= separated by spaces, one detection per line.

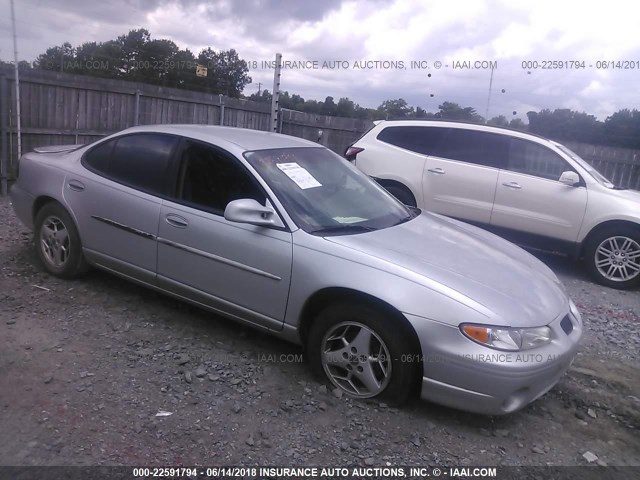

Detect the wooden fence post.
xmin=0 ymin=73 xmax=8 ymax=196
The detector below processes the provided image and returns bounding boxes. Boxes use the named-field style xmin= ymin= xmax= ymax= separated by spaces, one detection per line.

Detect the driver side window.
xmin=176 ymin=142 xmax=266 ymax=215
xmin=507 ymin=138 xmax=575 ymax=181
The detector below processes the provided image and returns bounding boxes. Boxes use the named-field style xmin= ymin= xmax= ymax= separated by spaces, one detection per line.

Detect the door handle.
xmin=165 ymin=214 xmax=188 ymax=228
xmin=427 ymin=168 xmax=445 ymax=175
xmin=502 ymin=182 xmax=522 ymax=189
xmin=67 ymin=180 xmax=85 ymax=192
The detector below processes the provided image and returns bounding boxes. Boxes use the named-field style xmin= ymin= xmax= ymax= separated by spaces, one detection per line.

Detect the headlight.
xmin=460 ymin=324 xmax=552 ymax=351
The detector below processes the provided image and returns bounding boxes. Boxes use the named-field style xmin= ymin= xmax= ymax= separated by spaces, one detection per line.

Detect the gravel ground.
xmin=0 ymin=198 xmax=639 ymax=468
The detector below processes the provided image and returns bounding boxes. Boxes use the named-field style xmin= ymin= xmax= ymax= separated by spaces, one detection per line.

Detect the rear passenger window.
xmin=507 ymin=138 xmax=574 ymax=181
xmin=84 ymin=134 xmax=178 ymax=195
xmin=376 ymin=126 xmax=448 ymax=156
xmin=84 ymin=139 xmax=115 ymax=173
xmin=438 ymin=129 xmax=507 ymax=168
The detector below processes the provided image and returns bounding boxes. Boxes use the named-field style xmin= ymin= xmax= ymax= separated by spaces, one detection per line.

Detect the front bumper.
xmin=404 ymin=310 xmax=583 ymax=415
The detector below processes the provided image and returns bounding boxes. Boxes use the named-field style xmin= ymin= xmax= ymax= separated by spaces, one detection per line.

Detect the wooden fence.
xmin=1 ymin=66 xmax=639 ymax=193
xmin=563 ymin=141 xmax=640 ymax=190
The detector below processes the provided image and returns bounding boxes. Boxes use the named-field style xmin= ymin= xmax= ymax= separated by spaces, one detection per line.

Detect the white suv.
xmin=347 ymin=120 xmax=640 ymax=289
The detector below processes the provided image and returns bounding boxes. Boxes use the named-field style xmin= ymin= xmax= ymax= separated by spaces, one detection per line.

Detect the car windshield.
xmin=244 ymin=147 xmax=417 ymax=235
xmin=554 ymin=143 xmax=616 ymax=188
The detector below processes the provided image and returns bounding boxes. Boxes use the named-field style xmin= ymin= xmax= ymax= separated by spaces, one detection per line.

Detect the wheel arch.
xmin=580 ymin=219 xmax=640 ymax=257
xmin=374 ymin=178 xmax=418 ymax=206
xmin=32 ymin=195 xmax=60 ymax=221
xmin=298 ymin=287 xmax=422 ymax=357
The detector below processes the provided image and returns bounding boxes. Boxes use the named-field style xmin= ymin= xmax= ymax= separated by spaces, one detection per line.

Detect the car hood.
xmin=326 ymin=212 xmax=568 ymax=327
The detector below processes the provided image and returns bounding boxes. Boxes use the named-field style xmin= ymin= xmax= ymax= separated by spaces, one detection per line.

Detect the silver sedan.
xmin=10 ymin=125 xmax=583 ymax=414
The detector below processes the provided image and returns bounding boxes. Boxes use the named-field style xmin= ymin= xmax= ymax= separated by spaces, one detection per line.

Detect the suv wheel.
xmin=584 ymin=226 xmax=640 ymax=289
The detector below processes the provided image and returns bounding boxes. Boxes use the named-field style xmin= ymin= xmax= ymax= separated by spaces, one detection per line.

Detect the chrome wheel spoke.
xmin=323 ymin=346 xmax=351 ymax=370
xmin=596 ymin=235 xmax=640 ymax=282
xmin=597 ymin=245 xmax=613 ymax=256
xmin=349 ymin=327 xmax=372 ymax=355
xmin=39 ymin=216 xmax=71 ymax=269
xmin=320 ymin=321 xmax=392 ymax=398
xmin=353 ymin=360 xmax=382 ymax=393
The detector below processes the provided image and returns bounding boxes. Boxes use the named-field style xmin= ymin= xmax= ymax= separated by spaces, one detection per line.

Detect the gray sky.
xmin=1 ymin=0 xmax=639 ymax=121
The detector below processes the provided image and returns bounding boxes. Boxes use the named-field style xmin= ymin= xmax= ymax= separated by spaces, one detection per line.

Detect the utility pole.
xmin=10 ymin=0 xmax=21 ymax=161
xmin=270 ymin=53 xmax=281 ymax=132
xmin=484 ymin=65 xmax=494 ymax=123
xmin=257 ymin=82 xmax=262 ymax=96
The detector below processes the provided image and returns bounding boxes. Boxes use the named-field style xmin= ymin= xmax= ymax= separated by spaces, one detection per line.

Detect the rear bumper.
xmin=9 ymin=182 xmax=35 ymax=230
xmin=404 ymin=311 xmax=582 ymax=415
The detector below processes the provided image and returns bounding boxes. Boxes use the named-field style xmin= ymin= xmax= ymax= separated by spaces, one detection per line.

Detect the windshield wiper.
xmin=308 ymin=224 xmax=376 ymax=235
xmin=393 ymin=206 xmax=421 ymax=226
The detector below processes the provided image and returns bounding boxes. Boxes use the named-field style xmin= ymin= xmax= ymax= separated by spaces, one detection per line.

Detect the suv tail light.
xmin=345 ymin=146 xmax=364 ymax=162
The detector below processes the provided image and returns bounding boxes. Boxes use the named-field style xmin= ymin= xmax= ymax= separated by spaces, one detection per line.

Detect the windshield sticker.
xmin=276 ymin=162 xmax=322 ymax=189
xmin=333 ymin=216 xmax=367 ymax=224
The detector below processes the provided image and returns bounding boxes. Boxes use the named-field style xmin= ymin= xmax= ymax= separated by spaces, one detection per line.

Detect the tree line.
xmin=20 ymin=29 xmax=251 ymax=97
xmin=3 ymin=28 xmax=640 ymax=149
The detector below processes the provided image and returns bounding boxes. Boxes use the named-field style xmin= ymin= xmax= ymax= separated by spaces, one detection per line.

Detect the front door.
xmin=491 ymin=137 xmax=588 ymax=242
xmin=156 ymin=140 xmax=293 ymax=329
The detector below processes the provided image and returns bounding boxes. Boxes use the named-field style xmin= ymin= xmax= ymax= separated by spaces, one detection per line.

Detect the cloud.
xmin=0 ymin=0 xmax=639 ymax=120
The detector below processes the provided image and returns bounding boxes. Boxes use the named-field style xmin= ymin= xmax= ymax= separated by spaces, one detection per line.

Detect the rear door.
xmin=422 ymin=128 xmax=507 ymax=223
xmin=491 ymin=137 xmax=588 ymax=242
xmin=356 ymin=126 xmax=431 ymax=206
xmin=157 ymin=140 xmax=293 ymax=329
xmin=65 ymin=133 xmax=178 ymax=283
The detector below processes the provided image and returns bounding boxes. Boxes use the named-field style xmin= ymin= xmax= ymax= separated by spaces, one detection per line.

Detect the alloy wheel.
xmin=594 ymin=235 xmax=640 ymax=282
xmin=320 ymin=321 xmax=392 ymax=398
xmin=39 ymin=215 xmax=71 ymax=268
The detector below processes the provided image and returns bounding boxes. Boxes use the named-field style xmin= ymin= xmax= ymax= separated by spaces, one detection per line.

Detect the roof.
xmin=373 ymin=119 xmax=553 ymax=143
xmin=119 ymin=124 xmax=320 ymax=151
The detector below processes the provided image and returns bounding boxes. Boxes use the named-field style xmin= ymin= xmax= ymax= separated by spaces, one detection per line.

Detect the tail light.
xmin=344 ymin=146 xmax=364 ymax=162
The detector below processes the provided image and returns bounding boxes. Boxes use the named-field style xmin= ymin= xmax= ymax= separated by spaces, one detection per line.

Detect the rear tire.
xmin=34 ymin=202 xmax=89 ymax=279
xmin=584 ymin=226 xmax=640 ymax=289
xmin=307 ymin=302 xmax=420 ymax=405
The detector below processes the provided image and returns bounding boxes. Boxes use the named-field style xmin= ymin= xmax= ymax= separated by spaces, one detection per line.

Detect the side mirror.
xmin=559 ymin=171 xmax=580 ymax=186
xmin=224 ymin=199 xmax=278 ymax=227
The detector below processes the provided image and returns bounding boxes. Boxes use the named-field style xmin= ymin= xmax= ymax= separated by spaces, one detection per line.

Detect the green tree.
xmin=603 ymin=109 xmax=640 ymax=148
xmin=435 ymin=102 xmax=484 ymax=123
xmin=527 ymin=109 xmax=603 ymax=144
xmin=34 ymin=42 xmax=75 ymax=71
xmin=321 ymin=96 xmax=337 ymax=116
xmin=488 ymin=115 xmax=509 ymax=127
xmin=509 ymin=118 xmax=526 ymax=130
xmin=377 ymin=98 xmax=414 ymax=119
xmin=336 ymin=97 xmax=356 ymax=117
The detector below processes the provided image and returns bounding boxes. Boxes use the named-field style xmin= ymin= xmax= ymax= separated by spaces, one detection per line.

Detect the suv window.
xmin=507 ymin=138 xmax=574 ymax=181
xmin=376 ymin=126 xmax=448 ymax=156
xmin=84 ymin=134 xmax=177 ymax=194
xmin=176 ymin=141 xmax=266 ymax=215
xmin=438 ymin=129 xmax=508 ymax=168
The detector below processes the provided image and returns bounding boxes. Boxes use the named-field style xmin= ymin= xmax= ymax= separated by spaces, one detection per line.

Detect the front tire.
xmin=307 ymin=302 xmax=419 ymax=405
xmin=34 ymin=202 xmax=89 ymax=279
xmin=584 ymin=226 xmax=640 ymax=289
